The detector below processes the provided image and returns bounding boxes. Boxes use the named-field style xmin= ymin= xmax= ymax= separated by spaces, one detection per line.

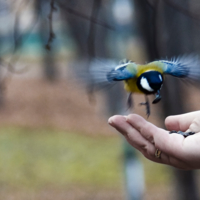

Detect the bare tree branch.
xmin=146 ymin=0 xmax=200 ymax=22
xmin=58 ymin=1 xmax=115 ymax=31
xmin=45 ymin=0 xmax=56 ymax=51
xmin=164 ymin=0 xmax=200 ymax=21
xmin=87 ymin=0 xmax=102 ymax=57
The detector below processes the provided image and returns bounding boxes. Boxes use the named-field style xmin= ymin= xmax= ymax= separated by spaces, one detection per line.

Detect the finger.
xmin=186 ymin=118 xmax=200 ymax=133
xmin=109 ymin=115 xmax=194 ymax=169
xmin=165 ymin=111 xmax=200 ymax=131
xmin=108 ymin=115 xmax=129 ymax=135
xmin=126 ymin=114 xmax=169 ymax=145
xmin=141 ymin=149 xmax=189 ymax=169
xmin=108 ymin=115 xmax=150 ymax=149
xmin=109 ymin=115 xmax=163 ymax=160
xmin=125 ymin=114 xmax=171 ymax=159
xmin=125 ymin=114 xmax=188 ymax=159
xmin=125 ymin=114 xmax=169 ymax=155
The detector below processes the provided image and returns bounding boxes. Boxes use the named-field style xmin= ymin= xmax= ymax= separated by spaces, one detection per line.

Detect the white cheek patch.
xmin=140 ymin=77 xmax=154 ymax=92
xmin=159 ymin=74 xmax=162 ymax=81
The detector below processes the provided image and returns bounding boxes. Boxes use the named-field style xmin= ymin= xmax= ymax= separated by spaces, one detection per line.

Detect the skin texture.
xmin=108 ymin=111 xmax=200 ymax=170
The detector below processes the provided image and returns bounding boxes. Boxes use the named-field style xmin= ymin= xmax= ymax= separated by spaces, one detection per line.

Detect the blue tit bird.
xmin=89 ymin=55 xmax=200 ymax=118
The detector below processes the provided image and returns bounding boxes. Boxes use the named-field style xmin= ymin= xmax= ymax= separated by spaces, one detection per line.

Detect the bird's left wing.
xmin=159 ymin=55 xmax=200 ymax=80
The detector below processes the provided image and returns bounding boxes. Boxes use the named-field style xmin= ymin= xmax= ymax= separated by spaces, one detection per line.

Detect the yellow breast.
xmin=124 ymin=78 xmax=142 ymax=93
xmin=123 ymin=62 xmax=164 ymax=93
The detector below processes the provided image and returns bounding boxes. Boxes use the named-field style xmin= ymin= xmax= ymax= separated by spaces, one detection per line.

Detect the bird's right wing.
xmin=106 ymin=60 xmax=137 ymax=82
xmin=90 ymin=59 xmax=137 ymax=84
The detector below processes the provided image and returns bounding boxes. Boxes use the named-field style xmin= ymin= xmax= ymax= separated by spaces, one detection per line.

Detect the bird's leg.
xmin=139 ymin=95 xmax=150 ymax=118
xmin=127 ymin=93 xmax=133 ymax=109
xmin=152 ymin=90 xmax=161 ymax=104
xmin=169 ymin=130 xmax=195 ymax=137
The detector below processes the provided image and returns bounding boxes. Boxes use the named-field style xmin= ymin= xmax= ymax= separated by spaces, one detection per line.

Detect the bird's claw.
xmin=152 ymin=96 xmax=161 ymax=104
xmin=152 ymin=90 xmax=161 ymax=104
xmin=139 ymin=96 xmax=150 ymax=118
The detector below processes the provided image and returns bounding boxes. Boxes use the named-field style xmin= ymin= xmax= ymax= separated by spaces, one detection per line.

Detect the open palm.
xmin=108 ymin=111 xmax=200 ymax=170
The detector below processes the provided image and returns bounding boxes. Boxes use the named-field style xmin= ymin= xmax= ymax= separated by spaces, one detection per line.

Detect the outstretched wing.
xmin=89 ymin=59 xmax=117 ymax=86
xmin=90 ymin=59 xmax=137 ymax=84
xmin=107 ymin=61 xmax=137 ymax=81
xmin=107 ymin=60 xmax=137 ymax=81
xmin=160 ymin=55 xmax=200 ymax=80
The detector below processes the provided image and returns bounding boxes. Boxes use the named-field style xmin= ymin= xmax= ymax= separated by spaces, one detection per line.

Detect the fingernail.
xmin=108 ymin=118 xmax=113 ymax=125
xmin=124 ymin=116 xmax=128 ymax=121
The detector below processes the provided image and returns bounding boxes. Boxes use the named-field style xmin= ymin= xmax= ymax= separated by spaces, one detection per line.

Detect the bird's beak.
xmin=152 ymin=90 xmax=161 ymax=104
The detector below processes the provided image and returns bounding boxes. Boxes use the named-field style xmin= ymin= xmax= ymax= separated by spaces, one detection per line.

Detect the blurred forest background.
xmin=0 ymin=0 xmax=200 ymax=200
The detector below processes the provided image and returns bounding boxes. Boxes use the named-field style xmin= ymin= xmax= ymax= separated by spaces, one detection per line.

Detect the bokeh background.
xmin=0 ymin=0 xmax=200 ymax=200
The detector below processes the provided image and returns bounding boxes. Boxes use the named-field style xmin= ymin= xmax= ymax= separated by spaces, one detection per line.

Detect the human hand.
xmin=108 ymin=111 xmax=200 ymax=170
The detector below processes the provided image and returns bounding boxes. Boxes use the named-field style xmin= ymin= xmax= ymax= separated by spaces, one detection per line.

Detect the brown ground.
xmin=0 ymin=77 xmax=113 ymax=135
xmin=0 ymin=75 xmax=168 ymax=135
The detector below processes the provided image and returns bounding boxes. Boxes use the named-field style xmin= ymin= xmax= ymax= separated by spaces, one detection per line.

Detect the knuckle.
xmin=189 ymin=118 xmax=200 ymax=132
xmin=140 ymin=122 xmax=154 ymax=143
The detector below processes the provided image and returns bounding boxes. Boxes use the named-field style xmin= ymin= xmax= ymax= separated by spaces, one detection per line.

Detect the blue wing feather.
xmin=160 ymin=55 xmax=200 ymax=80
xmin=107 ymin=65 xmax=134 ymax=81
